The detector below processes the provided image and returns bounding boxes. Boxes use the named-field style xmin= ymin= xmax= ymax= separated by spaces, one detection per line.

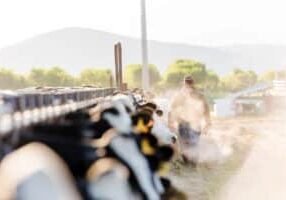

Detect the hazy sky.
xmin=0 ymin=0 xmax=285 ymax=48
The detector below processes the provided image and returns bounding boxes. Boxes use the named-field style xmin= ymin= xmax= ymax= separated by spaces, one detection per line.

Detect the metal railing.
xmin=0 ymin=87 xmax=116 ymax=135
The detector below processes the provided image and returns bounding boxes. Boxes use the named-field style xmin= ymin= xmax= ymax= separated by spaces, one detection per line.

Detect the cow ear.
xmin=145 ymin=102 xmax=157 ymax=110
xmin=140 ymin=138 xmax=156 ymax=155
xmin=156 ymin=109 xmax=163 ymax=117
xmin=140 ymin=134 xmax=158 ymax=147
xmin=131 ymin=114 xmax=138 ymax=125
xmin=160 ymin=177 xmax=171 ymax=190
xmin=145 ymin=155 xmax=159 ymax=172
xmin=135 ymin=118 xmax=149 ymax=134
xmin=157 ymin=146 xmax=174 ymax=162
xmin=158 ymin=162 xmax=170 ymax=176
xmin=139 ymin=134 xmax=158 ymax=155
xmin=147 ymin=119 xmax=154 ymax=128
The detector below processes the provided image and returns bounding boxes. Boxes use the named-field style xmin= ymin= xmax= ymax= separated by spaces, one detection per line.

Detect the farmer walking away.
xmin=169 ymin=75 xmax=211 ymax=163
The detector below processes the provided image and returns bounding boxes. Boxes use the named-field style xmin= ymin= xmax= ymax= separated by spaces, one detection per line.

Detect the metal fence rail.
xmin=0 ymin=87 xmax=116 ymax=135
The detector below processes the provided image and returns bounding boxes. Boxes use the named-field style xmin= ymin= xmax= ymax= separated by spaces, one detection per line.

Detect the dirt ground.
xmin=167 ymin=116 xmax=286 ymax=200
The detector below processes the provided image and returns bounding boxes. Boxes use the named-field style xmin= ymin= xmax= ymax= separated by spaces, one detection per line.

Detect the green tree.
xmin=79 ymin=68 xmax=111 ymax=87
xmin=258 ymin=70 xmax=275 ymax=82
xmin=259 ymin=70 xmax=286 ymax=82
xmin=204 ymin=70 xmax=219 ymax=91
xmin=163 ymin=59 xmax=207 ymax=88
xmin=28 ymin=67 xmax=75 ymax=87
xmin=123 ymin=64 xmax=161 ymax=88
xmin=28 ymin=68 xmax=47 ymax=86
xmin=45 ymin=67 xmax=75 ymax=86
xmin=221 ymin=68 xmax=257 ymax=92
xmin=0 ymin=68 xmax=29 ymax=89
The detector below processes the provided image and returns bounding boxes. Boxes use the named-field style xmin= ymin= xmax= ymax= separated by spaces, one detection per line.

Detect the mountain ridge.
xmin=0 ymin=27 xmax=285 ymax=75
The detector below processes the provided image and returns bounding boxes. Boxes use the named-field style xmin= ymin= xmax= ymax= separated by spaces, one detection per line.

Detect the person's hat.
xmin=184 ymin=75 xmax=194 ymax=85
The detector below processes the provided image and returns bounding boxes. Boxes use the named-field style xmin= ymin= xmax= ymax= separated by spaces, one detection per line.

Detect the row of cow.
xmin=0 ymin=88 xmax=187 ymax=200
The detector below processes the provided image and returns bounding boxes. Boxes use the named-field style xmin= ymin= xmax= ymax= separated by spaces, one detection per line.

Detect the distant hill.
xmin=0 ymin=27 xmax=285 ymax=75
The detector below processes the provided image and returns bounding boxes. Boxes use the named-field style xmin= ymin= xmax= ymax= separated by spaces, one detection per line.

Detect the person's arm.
xmin=199 ymin=94 xmax=211 ymax=135
xmin=168 ymin=93 xmax=182 ymax=132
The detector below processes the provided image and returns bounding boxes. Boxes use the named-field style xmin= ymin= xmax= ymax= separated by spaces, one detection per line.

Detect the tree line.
xmin=0 ymin=60 xmax=285 ymax=98
xmin=0 ymin=67 xmax=112 ymax=89
xmin=124 ymin=60 xmax=285 ymax=98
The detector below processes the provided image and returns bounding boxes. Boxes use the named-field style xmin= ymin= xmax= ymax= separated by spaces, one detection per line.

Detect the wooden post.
xmin=114 ymin=42 xmax=123 ymax=90
xmin=117 ymin=43 xmax=123 ymax=88
xmin=114 ymin=44 xmax=119 ymax=88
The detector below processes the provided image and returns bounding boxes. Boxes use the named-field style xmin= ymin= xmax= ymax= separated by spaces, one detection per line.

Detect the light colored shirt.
xmin=169 ymin=85 xmax=210 ymax=134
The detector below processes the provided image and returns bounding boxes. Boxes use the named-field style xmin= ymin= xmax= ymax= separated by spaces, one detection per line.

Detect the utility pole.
xmin=114 ymin=42 xmax=123 ymax=90
xmin=141 ymin=0 xmax=149 ymax=90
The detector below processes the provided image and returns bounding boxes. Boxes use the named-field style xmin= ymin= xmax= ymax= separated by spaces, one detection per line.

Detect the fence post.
xmin=114 ymin=44 xmax=119 ymax=88
xmin=114 ymin=42 xmax=123 ymax=90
